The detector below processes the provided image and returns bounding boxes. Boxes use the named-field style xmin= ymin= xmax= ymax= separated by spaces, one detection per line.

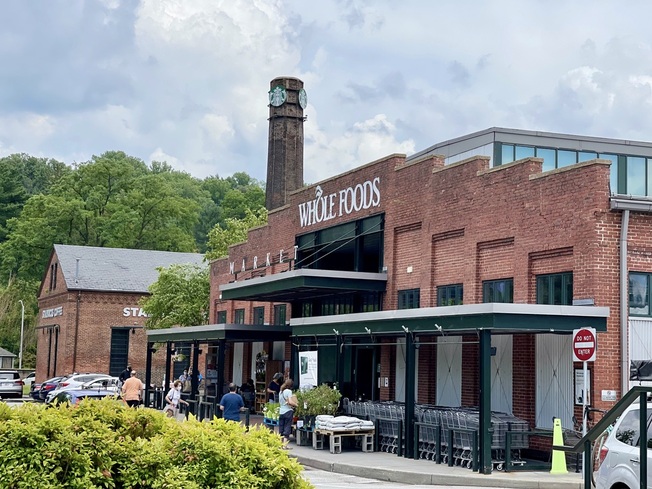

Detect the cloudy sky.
xmin=2 ymin=1 xmax=652 ymax=184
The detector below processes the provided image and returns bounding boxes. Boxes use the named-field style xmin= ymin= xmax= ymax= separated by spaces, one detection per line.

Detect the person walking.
xmin=118 ymin=364 xmax=132 ymax=386
xmin=278 ymin=378 xmax=297 ymax=449
xmin=219 ymin=383 xmax=246 ymax=422
xmin=121 ymin=370 xmax=144 ymax=408
xmin=164 ymin=380 xmax=189 ymax=418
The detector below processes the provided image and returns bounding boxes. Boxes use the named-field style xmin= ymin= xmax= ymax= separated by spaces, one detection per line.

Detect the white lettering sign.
xmin=41 ymin=306 xmax=63 ymax=319
xmin=298 ymin=177 xmax=381 ymax=228
xmin=230 ymin=246 xmax=299 ymax=276
xmin=122 ymin=307 xmax=150 ymax=318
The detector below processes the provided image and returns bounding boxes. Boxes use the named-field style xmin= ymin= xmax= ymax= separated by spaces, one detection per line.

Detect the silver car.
xmin=0 ymin=370 xmax=24 ymax=399
xmin=595 ymin=402 xmax=652 ymax=489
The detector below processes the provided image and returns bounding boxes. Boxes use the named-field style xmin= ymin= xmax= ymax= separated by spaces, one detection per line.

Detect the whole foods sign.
xmin=298 ymin=177 xmax=381 ymax=228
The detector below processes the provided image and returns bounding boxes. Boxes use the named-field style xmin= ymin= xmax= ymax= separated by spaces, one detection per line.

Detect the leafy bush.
xmin=295 ymin=384 xmax=342 ymax=417
xmin=0 ymin=399 xmax=312 ymax=489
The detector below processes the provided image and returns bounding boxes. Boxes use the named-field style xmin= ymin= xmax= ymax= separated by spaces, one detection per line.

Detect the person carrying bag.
xmin=164 ymin=380 xmax=189 ymax=418
xmin=278 ymin=378 xmax=297 ymax=449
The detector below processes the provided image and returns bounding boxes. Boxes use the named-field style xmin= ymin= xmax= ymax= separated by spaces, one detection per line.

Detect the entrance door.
xmin=355 ymin=348 xmax=375 ymax=401
xmin=109 ymin=328 xmax=130 ymax=377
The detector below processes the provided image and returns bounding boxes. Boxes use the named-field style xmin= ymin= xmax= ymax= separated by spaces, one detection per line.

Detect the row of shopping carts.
xmin=344 ymin=400 xmax=529 ymax=470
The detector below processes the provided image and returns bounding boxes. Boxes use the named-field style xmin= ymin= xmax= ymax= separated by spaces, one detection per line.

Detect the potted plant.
xmin=295 ymin=384 xmax=342 ymax=431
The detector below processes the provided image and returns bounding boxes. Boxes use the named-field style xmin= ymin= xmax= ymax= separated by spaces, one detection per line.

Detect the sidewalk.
xmin=290 ymin=444 xmax=584 ymax=489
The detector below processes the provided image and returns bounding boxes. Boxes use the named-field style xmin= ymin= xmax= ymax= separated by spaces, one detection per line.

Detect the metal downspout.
xmin=72 ymin=291 xmax=81 ymax=372
xmin=620 ymin=209 xmax=630 ymax=397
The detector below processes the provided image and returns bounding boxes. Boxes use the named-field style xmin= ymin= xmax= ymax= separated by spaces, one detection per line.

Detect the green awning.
xmin=220 ymin=268 xmax=387 ymax=302
xmin=290 ymin=303 xmax=610 ymax=337
xmin=146 ymin=323 xmax=291 ymax=343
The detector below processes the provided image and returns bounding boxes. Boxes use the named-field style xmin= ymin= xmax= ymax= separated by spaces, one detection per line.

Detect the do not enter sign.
xmin=573 ymin=327 xmax=597 ymax=362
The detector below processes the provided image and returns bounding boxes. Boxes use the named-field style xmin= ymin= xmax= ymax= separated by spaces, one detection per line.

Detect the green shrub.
xmin=0 ymin=399 xmax=313 ymax=489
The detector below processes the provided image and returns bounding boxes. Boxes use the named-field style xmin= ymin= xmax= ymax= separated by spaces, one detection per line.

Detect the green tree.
xmin=0 ymin=152 xmax=201 ymax=282
xmin=0 ymin=164 xmax=27 ymax=243
xmin=0 ymin=278 xmax=39 ymax=368
xmin=205 ymin=207 xmax=268 ymax=260
xmin=141 ymin=264 xmax=209 ymax=330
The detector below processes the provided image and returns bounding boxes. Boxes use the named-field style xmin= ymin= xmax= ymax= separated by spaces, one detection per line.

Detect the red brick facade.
xmin=210 ymin=150 xmax=648 ymax=428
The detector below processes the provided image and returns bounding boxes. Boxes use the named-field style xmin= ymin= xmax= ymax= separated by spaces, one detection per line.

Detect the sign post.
xmin=573 ymin=327 xmax=597 ymax=438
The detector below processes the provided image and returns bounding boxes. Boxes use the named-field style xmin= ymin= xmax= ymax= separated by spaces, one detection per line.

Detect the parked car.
xmin=45 ymin=374 xmax=115 ymax=404
xmin=36 ymin=376 xmax=67 ymax=402
xmin=22 ymin=372 xmax=36 ymax=389
xmin=595 ymin=402 xmax=652 ymax=489
xmin=49 ymin=388 xmax=120 ymax=407
xmin=45 ymin=376 xmax=120 ymax=404
xmin=0 ymin=370 xmax=24 ymax=399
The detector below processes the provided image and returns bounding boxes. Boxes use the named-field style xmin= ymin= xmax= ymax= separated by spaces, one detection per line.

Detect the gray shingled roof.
xmin=54 ymin=244 xmax=205 ymax=294
xmin=0 ymin=347 xmax=16 ymax=357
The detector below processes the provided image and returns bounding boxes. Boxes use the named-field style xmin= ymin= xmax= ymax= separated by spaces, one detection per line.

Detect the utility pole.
xmin=18 ymin=299 xmax=24 ymax=370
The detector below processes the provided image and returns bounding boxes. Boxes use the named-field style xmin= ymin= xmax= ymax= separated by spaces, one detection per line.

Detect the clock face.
xmin=269 ymin=85 xmax=287 ymax=107
xmin=298 ymin=88 xmax=307 ymax=109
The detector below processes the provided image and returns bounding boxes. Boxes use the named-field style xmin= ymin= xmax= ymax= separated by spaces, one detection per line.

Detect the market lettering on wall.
xmin=123 ymin=307 xmax=150 ymax=318
xmin=229 ymin=246 xmax=299 ymax=275
xmin=41 ymin=306 xmax=63 ymax=319
xmin=298 ymin=177 xmax=381 ymax=228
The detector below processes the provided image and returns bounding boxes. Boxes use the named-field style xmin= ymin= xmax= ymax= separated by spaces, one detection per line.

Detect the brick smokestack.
xmin=265 ymin=77 xmax=305 ymax=210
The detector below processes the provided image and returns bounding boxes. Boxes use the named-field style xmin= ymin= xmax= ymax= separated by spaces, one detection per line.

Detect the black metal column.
xmin=336 ymin=334 xmax=344 ymax=389
xmin=165 ymin=342 xmax=173 ymax=389
xmin=478 ymin=329 xmax=492 ymax=474
xmin=191 ymin=340 xmax=200 ymax=402
xmin=404 ymin=332 xmax=416 ymax=459
xmin=290 ymin=339 xmax=299 ymax=383
xmin=145 ymin=342 xmax=153 ymax=406
xmin=53 ymin=327 xmax=59 ymax=375
xmin=216 ymin=339 xmax=226 ymax=409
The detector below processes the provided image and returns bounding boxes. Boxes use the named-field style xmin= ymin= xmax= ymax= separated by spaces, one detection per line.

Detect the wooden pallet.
xmin=312 ymin=429 xmax=375 ymax=454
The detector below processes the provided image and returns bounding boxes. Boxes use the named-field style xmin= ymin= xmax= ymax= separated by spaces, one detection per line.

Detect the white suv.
xmin=595 ymin=402 xmax=651 ymax=489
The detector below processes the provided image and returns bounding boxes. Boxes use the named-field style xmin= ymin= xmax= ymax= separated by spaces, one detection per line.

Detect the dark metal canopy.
xmin=220 ymin=268 xmax=387 ymax=302
xmin=146 ymin=323 xmax=291 ymax=343
xmin=290 ymin=303 xmax=610 ymax=337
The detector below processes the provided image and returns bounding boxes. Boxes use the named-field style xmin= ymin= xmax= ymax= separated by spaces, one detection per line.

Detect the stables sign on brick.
xmin=298 ymin=177 xmax=381 ymax=228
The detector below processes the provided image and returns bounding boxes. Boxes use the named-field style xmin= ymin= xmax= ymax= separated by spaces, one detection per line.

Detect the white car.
xmin=45 ymin=374 xmax=116 ymax=404
xmin=22 ymin=372 xmax=36 ymax=389
xmin=595 ymin=402 xmax=651 ymax=489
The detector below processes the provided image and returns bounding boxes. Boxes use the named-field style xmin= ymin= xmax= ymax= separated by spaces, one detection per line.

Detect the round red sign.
xmin=573 ymin=328 xmax=596 ymax=362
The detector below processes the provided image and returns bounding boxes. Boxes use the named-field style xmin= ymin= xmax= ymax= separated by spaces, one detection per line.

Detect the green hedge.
xmin=0 ymin=400 xmax=313 ymax=489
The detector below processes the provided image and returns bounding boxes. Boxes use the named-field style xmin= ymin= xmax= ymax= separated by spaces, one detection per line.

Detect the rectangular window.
xmin=536 ymin=272 xmax=573 ymax=305
xmin=482 ymin=279 xmax=514 ymax=303
xmin=273 ymin=304 xmax=287 ymax=325
xmin=216 ymin=310 xmax=227 ymax=323
xmin=501 ymin=144 xmax=515 ymax=164
xmin=536 ymin=148 xmax=556 ymax=172
xmin=627 ymin=156 xmax=647 ymax=196
xmin=234 ymin=309 xmax=245 ymax=324
xmin=515 ymin=146 xmax=535 ymax=160
xmin=600 ymin=154 xmax=619 ymax=194
xmin=253 ymin=306 xmax=265 ymax=325
xmin=558 ymin=150 xmax=577 ymax=168
xmin=398 ymin=289 xmax=420 ymax=309
xmin=578 ymin=151 xmax=597 ymax=162
xmin=629 ymin=272 xmax=650 ymax=316
xmin=437 ymin=284 xmax=463 ymax=306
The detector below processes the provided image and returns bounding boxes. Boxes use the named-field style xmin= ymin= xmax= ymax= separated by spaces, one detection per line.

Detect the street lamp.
xmin=18 ymin=300 xmax=24 ymax=370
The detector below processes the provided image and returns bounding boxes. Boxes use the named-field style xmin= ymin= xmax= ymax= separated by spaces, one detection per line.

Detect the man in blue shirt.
xmin=219 ymin=383 xmax=245 ymax=422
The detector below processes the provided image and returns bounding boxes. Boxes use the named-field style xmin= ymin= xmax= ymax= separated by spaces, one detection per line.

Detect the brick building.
xmin=36 ymin=244 xmax=204 ymax=382
xmin=144 ymin=79 xmax=652 ymax=471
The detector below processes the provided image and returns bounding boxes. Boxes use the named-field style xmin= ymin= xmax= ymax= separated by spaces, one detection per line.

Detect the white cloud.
xmin=2 ymin=0 xmax=652 ymax=183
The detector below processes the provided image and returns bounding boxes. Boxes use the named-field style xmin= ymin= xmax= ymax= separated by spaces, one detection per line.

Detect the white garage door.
xmin=536 ymin=334 xmax=573 ymax=430
xmin=491 ymin=335 xmax=513 ymax=414
xmin=437 ymin=336 xmax=462 ymax=407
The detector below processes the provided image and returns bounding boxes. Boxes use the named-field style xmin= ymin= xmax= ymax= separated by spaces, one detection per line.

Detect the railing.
xmin=553 ymin=385 xmax=652 ymax=489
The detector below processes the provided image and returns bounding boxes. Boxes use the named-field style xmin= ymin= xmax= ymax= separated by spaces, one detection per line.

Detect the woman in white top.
xmin=164 ymin=380 xmax=189 ymax=417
